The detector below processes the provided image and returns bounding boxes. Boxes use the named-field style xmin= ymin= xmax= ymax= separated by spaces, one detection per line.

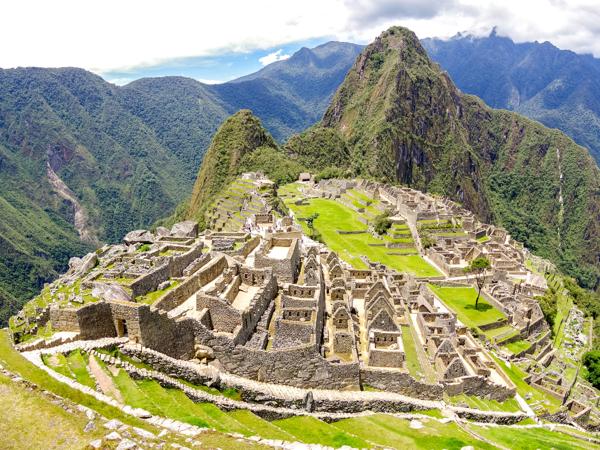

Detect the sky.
xmin=2 ymin=0 xmax=600 ymax=85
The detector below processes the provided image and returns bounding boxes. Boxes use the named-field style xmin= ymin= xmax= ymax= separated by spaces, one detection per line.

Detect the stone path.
xmin=88 ymin=353 xmax=123 ymax=402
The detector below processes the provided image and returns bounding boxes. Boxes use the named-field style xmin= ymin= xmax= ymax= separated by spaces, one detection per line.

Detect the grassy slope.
xmin=283 ymin=195 xmax=440 ymax=277
xmin=0 ymin=372 xmax=105 ymax=450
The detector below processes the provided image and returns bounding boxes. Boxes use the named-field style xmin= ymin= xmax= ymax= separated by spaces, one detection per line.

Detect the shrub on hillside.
xmin=373 ymin=212 xmax=392 ymax=235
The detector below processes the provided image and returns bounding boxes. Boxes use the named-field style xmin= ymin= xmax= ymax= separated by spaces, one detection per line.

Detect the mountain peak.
xmin=187 ymin=110 xmax=276 ymax=221
xmin=320 ymin=25 xmax=600 ymax=285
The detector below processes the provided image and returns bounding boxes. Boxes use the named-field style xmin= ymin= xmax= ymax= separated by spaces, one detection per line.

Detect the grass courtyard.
xmin=282 ymin=194 xmax=441 ymax=277
xmin=427 ymin=284 xmax=507 ymax=329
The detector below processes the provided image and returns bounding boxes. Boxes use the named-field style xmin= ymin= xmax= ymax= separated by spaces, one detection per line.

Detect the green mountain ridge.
xmin=422 ymin=31 xmax=600 ymax=164
xmin=0 ymin=42 xmax=362 ymax=323
xmin=317 ymin=26 xmax=600 ymax=288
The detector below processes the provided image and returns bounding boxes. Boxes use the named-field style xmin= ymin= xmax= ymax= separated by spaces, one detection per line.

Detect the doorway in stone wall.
xmin=116 ymin=319 xmax=129 ymax=337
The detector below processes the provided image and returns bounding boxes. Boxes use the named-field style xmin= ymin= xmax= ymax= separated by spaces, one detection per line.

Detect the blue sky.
xmin=101 ymin=37 xmax=331 ymax=86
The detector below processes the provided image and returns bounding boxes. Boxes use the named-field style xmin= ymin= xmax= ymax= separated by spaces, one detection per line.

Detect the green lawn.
xmin=466 ymin=423 xmax=596 ymax=450
xmin=503 ymin=340 xmax=532 ymax=355
xmin=284 ymin=196 xmax=440 ymax=277
xmin=428 ymin=284 xmax=506 ymax=328
xmin=273 ymin=416 xmax=370 ymax=448
xmin=401 ymin=325 xmax=422 ymax=378
xmin=447 ymin=393 xmax=522 ymax=412
xmin=333 ymin=414 xmax=496 ymax=449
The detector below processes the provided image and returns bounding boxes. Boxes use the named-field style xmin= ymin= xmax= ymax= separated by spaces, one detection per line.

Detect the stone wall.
xmin=77 ymin=302 xmax=117 ymax=340
xmin=137 ymin=307 xmax=196 ymax=360
xmin=360 ymin=368 xmax=444 ymax=400
xmin=193 ymin=321 xmax=359 ymax=390
xmin=445 ymin=376 xmax=516 ymax=402
xmin=155 ymin=255 xmax=228 ymax=312
xmin=131 ymin=242 xmax=204 ymax=298
xmin=49 ymin=306 xmax=80 ymax=332
xmin=255 ymin=237 xmax=301 ymax=284
xmin=196 ymin=295 xmax=242 ymax=333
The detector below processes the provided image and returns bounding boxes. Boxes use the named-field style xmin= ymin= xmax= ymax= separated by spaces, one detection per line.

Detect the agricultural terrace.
xmin=280 ymin=187 xmax=441 ymax=277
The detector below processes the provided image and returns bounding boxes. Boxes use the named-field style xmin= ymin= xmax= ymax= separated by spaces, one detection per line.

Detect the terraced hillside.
xmin=279 ymin=182 xmax=439 ymax=277
xmin=14 ymin=338 xmax=599 ymax=450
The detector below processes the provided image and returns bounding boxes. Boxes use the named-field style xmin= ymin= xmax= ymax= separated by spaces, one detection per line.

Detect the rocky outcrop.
xmin=123 ymin=230 xmax=155 ymax=245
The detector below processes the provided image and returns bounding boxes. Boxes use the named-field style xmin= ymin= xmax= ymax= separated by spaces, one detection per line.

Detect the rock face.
xmin=170 ymin=221 xmax=198 ymax=238
xmin=319 ymin=26 xmax=600 ymax=286
xmin=123 ymin=230 xmax=155 ymax=245
xmin=92 ymin=283 xmax=132 ymax=303
xmin=68 ymin=253 xmax=98 ymax=278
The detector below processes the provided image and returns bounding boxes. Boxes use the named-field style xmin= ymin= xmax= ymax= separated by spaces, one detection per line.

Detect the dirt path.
xmin=88 ymin=355 xmax=123 ymax=403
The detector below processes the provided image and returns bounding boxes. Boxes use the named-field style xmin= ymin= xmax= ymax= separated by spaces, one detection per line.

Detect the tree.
xmin=373 ymin=211 xmax=392 ymax=235
xmin=464 ymin=257 xmax=491 ymax=310
xmin=305 ymin=213 xmax=319 ymax=238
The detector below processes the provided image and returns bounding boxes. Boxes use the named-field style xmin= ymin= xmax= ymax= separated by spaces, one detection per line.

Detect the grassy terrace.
xmin=466 ymin=423 xmax=595 ymax=450
xmin=490 ymin=353 xmax=562 ymax=413
xmin=3 ymin=329 xmax=597 ymax=449
xmin=333 ymin=414 xmax=496 ymax=449
xmin=400 ymin=324 xmax=422 ymax=378
xmin=503 ymin=339 xmax=532 ymax=354
xmin=446 ymin=393 xmax=522 ymax=412
xmin=136 ymin=280 xmax=180 ymax=305
xmin=283 ymin=194 xmax=441 ymax=277
xmin=428 ymin=284 xmax=507 ymax=331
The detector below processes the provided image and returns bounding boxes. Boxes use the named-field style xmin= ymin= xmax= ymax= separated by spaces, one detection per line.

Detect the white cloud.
xmin=2 ymin=0 xmax=600 ymax=75
xmin=258 ymin=49 xmax=291 ymax=66
xmin=196 ymin=78 xmax=226 ymax=85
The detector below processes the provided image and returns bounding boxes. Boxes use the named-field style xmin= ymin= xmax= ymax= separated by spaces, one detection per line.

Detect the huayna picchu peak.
xmin=318 ymin=26 xmax=600 ymax=290
xmin=3 ymin=9 xmax=600 ymax=449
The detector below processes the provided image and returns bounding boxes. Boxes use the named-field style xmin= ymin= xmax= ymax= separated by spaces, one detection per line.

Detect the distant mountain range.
xmin=0 ymin=42 xmax=362 ymax=323
xmin=422 ymin=30 xmax=600 ymax=163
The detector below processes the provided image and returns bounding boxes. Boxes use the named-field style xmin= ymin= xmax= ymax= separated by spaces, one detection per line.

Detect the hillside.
xmin=213 ymin=42 xmax=363 ymax=141
xmin=187 ymin=110 xmax=278 ymax=223
xmin=422 ymin=30 xmax=600 ymax=164
xmin=0 ymin=42 xmax=360 ymax=322
xmin=317 ymin=26 xmax=600 ymax=288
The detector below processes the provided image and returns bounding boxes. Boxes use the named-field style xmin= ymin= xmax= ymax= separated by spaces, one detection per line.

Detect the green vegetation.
xmin=466 ymin=423 xmax=594 ymax=450
xmin=239 ymin=146 xmax=304 ymax=185
xmin=463 ymin=257 xmax=491 ymax=310
xmin=332 ymin=414 xmax=495 ymax=449
xmin=136 ymin=280 xmax=180 ymax=305
xmin=428 ymin=284 xmax=506 ymax=329
xmin=316 ymin=25 xmax=600 ymax=291
xmin=284 ymin=195 xmax=440 ymax=277
xmin=187 ymin=110 xmax=278 ymax=224
xmin=583 ymin=351 xmax=600 ymax=389
xmin=0 ymin=330 xmax=156 ymax=431
xmin=283 ymin=125 xmax=350 ymax=170
xmin=400 ymin=325 xmax=422 ymax=378
xmin=503 ymin=339 xmax=532 ymax=355
xmin=490 ymin=353 xmax=562 ymax=412
xmin=273 ymin=416 xmax=370 ymax=448
xmin=373 ymin=211 xmax=392 ymax=235
xmin=0 ymin=372 xmax=105 ymax=449
xmin=447 ymin=393 xmax=522 ymax=412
